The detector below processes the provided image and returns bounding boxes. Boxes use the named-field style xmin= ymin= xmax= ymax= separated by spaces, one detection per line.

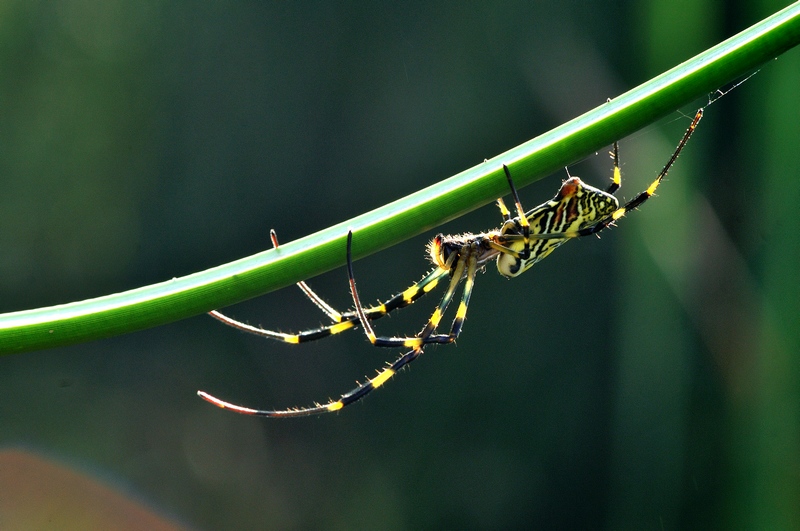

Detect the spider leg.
xmin=207 ymin=266 xmax=448 ymax=344
xmin=209 ymin=226 xmax=449 ymax=344
xmin=496 ymin=197 xmax=512 ymax=222
xmin=529 ymin=108 xmax=703 ymax=240
xmin=267 ymin=228 xmax=447 ymax=323
xmin=488 ymin=165 xmax=535 ymax=261
xmin=577 ymin=108 xmax=702 ymax=237
xmin=502 ymin=165 xmax=531 ymax=260
xmin=348 ymin=231 xmax=479 ymax=348
xmin=209 ymin=229 xmax=343 ymax=327
xmin=197 ymin=346 xmax=423 ymax=417
xmin=606 ymin=141 xmax=621 ymax=195
xmin=269 ymin=229 xmax=343 ymax=321
xmin=420 ymin=251 xmax=478 ymax=344
xmin=206 ymin=309 xmax=358 ymax=343
xmin=197 ymin=231 xmax=470 ymax=417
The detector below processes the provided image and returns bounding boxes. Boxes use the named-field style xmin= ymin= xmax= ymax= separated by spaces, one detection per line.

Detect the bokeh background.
xmin=1 ymin=1 xmax=798 ymax=529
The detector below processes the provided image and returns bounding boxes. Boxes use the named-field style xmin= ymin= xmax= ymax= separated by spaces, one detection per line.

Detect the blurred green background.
xmin=1 ymin=1 xmax=798 ymax=529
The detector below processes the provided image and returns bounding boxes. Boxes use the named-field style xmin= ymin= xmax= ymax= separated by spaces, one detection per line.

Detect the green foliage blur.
xmin=1 ymin=1 xmax=797 ymax=529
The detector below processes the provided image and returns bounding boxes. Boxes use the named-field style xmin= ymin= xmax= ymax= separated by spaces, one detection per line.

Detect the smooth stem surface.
xmin=2 ymin=1 xmax=800 ymax=355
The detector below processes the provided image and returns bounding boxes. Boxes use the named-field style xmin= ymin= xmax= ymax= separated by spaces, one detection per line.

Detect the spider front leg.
xmin=197 ymin=231 xmax=465 ymax=417
xmin=208 ymin=228 xmax=349 ymax=342
xmin=210 ymin=229 xmax=342 ymax=324
xmin=208 ymin=229 xmax=449 ymax=345
xmin=269 ymin=229 xmax=343 ymax=321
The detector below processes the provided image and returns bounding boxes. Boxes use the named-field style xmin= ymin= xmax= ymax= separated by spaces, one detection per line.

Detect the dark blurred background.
xmin=1 ymin=1 xmax=798 ymax=529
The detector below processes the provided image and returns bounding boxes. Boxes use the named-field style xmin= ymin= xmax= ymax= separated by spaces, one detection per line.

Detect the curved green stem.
xmin=2 ymin=2 xmax=800 ymax=355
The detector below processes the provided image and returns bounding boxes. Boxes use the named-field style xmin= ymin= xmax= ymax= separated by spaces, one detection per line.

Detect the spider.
xmin=198 ymin=108 xmax=703 ymax=418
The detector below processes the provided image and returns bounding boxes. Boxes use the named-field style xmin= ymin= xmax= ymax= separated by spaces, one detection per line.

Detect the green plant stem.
xmin=2 ymin=2 xmax=800 ymax=355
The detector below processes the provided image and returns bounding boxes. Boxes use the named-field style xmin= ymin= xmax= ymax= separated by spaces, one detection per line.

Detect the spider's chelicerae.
xmin=198 ymin=108 xmax=703 ymax=417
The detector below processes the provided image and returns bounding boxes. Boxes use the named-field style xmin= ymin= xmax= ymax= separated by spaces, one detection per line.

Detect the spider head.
xmin=428 ymin=234 xmax=450 ymax=271
xmin=428 ymin=233 xmax=471 ymax=274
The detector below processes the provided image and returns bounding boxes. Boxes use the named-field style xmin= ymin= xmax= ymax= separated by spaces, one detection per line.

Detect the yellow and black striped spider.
xmin=198 ymin=108 xmax=703 ymax=418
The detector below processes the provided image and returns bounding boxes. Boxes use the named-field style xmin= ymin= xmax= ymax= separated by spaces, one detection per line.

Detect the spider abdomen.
xmin=495 ymin=177 xmax=620 ymax=278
